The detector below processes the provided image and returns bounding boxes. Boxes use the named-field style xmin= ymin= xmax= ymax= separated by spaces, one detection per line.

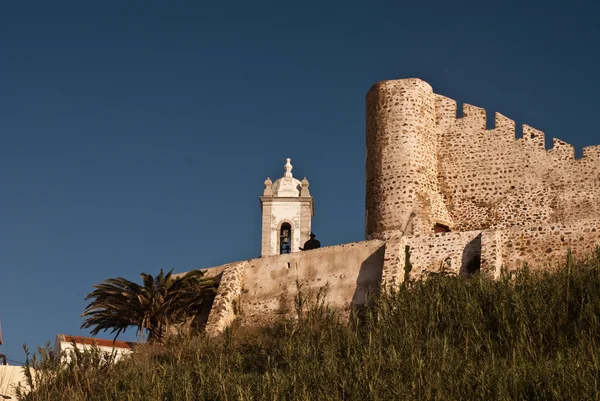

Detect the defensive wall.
xmin=366 ymin=78 xmax=600 ymax=239
xmin=366 ymin=78 xmax=599 ymax=281
xmin=199 ymin=77 xmax=599 ymax=335
xmin=202 ymin=223 xmax=599 ymax=335
xmin=435 ymin=94 xmax=600 ymax=232
xmin=380 ymin=219 xmax=598 ymax=286
xmin=204 ymin=240 xmax=385 ymax=335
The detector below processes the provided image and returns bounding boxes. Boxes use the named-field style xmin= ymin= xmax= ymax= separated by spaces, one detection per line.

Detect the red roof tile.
xmin=61 ymin=335 xmax=135 ymax=349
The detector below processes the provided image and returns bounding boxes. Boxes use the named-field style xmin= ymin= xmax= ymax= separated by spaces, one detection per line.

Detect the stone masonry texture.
xmin=366 ymin=77 xmax=599 ymax=277
xmin=434 ymin=96 xmax=600 ymax=233
xmin=204 ymin=261 xmax=246 ymax=336
xmin=203 ymin=241 xmax=385 ymax=335
xmin=197 ymin=77 xmax=599 ymax=335
xmin=365 ymin=79 xmax=452 ymax=240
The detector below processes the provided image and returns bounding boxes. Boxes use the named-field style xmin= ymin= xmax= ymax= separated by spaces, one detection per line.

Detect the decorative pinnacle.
xmin=300 ymin=177 xmax=310 ymax=197
xmin=263 ymin=177 xmax=273 ymax=196
xmin=284 ymin=158 xmax=293 ymax=178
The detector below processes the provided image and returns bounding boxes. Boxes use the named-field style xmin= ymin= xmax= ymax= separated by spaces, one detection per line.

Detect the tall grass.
xmin=18 ymin=248 xmax=600 ymax=400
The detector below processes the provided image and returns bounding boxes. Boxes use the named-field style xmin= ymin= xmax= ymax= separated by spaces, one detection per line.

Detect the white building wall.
xmin=0 ymin=365 xmax=30 ymax=399
xmin=56 ymin=341 xmax=133 ymax=364
xmin=269 ymin=202 xmax=302 ymax=254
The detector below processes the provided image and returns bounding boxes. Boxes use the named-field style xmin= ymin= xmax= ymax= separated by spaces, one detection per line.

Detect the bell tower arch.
xmin=260 ymin=158 xmax=314 ymax=256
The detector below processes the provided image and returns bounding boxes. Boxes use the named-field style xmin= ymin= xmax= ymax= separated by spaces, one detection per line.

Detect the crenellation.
xmin=461 ymin=104 xmax=487 ymax=127
xmin=368 ymin=77 xmax=599 ymax=273
xmin=582 ymin=144 xmax=600 ymax=160
xmin=521 ymin=124 xmax=546 ymax=150
xmin=434 ymin=94 xmax=457 ymax=131
xmin=197 ymin=77 xmax=600 ymax=337
xmin=492 ymin=112 xmax=516 ymax=142
xmin=454 ymin=104 xmax=486 ymax=140
xmin=548 ymin=138 xmax=575 ymax=160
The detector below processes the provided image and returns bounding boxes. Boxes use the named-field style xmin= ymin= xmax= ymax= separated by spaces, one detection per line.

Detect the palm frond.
xmin=81 ymin=268 xmax=219 ymax=343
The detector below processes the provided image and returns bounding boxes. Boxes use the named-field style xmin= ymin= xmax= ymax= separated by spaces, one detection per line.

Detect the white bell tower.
xmin=260 ymin=158 xmax=314 ymax=256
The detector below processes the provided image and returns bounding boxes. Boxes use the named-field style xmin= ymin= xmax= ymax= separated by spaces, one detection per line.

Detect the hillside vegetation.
xmin=18 ymin=249 xmax=600 ymax=401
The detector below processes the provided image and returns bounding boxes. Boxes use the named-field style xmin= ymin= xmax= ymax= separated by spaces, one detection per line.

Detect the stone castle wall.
xmin=484 ymin=220 xmax=599 ymax=273
xmin=403 ymin=230 xmax=484 ymax=279
xmin=203 ymin=225 xmax=599 ymax=335
xmin=366 ymin=78 xmax=600 ymax=238
xmin=366 ymin=77 xmax=599 ymax=277
xmin=388 ymin=221 xmax=599 ymax=284
xmin=200 ymin=77 xmax=599 ymax=336
xmin=204 ymin=261 xmax=247 ymax=336
xmin=435 ymin=95 xmax=600 ymax=232
xmin=204 ymin=240 xmax=385 ymax=335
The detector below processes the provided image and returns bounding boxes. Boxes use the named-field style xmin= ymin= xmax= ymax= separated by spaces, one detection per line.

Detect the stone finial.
xmin=284 ymin=158 xmax=293 ymax=178
xmin=301 ymin=177 xmax=310 ymax=197
xmin=263 ymin=177 xmax=273 ymax=196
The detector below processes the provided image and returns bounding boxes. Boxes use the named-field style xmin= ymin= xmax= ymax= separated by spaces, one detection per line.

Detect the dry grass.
xmin=17 ymin=248 xmax=600 ymax=400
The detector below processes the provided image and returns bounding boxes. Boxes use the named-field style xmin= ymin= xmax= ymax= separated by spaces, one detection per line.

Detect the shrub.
xmin=18 ymin=248 xmax=600 ymax=400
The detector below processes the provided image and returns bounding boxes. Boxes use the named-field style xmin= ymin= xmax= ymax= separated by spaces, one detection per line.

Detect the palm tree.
xmin=81 ymin=269 xmax=218 ymax=344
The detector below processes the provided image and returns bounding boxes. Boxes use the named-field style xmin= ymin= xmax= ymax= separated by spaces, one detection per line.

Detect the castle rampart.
xmin=203 ymin=240 xmax=386 ymax=335
xmin=197 ymin=77 xmax=599 ymax=336
xmin=365 ymin=77 xmax=599 ymax=283
xmin=367 ymin=78 xmax=600 ymax=238
xmin=434 ymin=97 xmax=600 ymax=233
xmin=385 ymin=219 xmax=599 ymax=285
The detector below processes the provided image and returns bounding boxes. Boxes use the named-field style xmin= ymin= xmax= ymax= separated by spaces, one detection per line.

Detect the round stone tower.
xmin=365 ymin=78 xmax=450 ymax=240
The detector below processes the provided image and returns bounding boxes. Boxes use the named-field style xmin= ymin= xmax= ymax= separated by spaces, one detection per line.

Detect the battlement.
xmin=367 ymin=78 xmax=600 ymax=237
xmin=583 ymin=144 xmax=600 ymax=160
xmin=433 ymin=94 xmax=593 ymax=162
xmin=199 ymin=77 xmax=600 ymax=336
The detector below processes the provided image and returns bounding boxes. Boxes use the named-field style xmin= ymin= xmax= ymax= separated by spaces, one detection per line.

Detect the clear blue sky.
xmin=1 ymin=0 xmax=598 ymax=362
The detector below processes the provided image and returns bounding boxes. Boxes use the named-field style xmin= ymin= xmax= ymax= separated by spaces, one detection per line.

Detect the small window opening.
xmin=434 ymin=223 xmax=451 ymax=233
xmin=279 ymin=223 xmax=292 ymax=254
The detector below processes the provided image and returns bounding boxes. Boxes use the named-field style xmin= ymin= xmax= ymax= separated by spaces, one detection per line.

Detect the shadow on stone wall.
xmin=460 ymin=234 xmax=482 ymax=275
xmin=193 ymin=271 xmax=224 ymax=331
xmin=351 ymin=245 xmax=385 ymax=305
